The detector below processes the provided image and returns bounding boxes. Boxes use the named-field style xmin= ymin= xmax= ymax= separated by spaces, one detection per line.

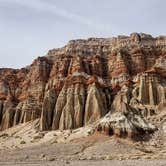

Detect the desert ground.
xmin=0 ymin=119 xmax=166 ymax=166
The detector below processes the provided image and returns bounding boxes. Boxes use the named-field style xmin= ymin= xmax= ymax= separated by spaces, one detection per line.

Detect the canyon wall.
xmin=0 ymin=33 xmax=165 ymax=137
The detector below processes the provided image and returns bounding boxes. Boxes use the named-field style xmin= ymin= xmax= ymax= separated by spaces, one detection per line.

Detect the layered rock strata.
xmin=0 ymin=33 xmax=165 ymax=138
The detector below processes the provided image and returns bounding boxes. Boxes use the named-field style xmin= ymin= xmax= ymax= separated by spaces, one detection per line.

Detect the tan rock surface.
xmin=0 ymin=33 xmax=165 ymax=138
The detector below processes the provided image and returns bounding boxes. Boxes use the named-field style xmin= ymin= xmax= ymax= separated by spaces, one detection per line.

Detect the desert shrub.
xmin=20 ymin=140 xmax=26 ymax=144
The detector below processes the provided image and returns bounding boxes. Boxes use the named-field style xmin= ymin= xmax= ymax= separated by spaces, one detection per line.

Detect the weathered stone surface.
xmin=84 ymin=83 xmax=107 ymax=125
xmin=0 ymin=99 xmax=16 ymax=130
xmin=0 ymin=33 xmax=165 ymax=139
xmin=96 ymin=86 xmax=156 ymax=138
xmin=52 ymin=83 xmax=86 ymax=130
xmin=0 ymin=100 xmax=3 ymax=125
xmin=13 ymin=97 xmax=41 ymax=126
xmin=40 ymin=89 xmax=57 ymax=130
xmin=96 ymin=106 xmax=156 ymax=138
xmin=138 ymin=73 xmax=166 ymax=105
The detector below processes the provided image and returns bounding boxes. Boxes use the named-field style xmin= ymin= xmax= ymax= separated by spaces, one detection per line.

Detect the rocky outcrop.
xmin=0 ymin=99 xmax=16 ymax=130
xmin=96 ymin=107 xmax=156 ymax=138
xmin=84 ymin=83 xmax=107 ymax=125
xmin=138 ymin=73 xmax=166 ymax=105
xmin=0 ymin=33 xmax=165 ymax=139
xmin=13 ymin=97 xmax=41 ymax=126
xmin=51 ymin=83 xmax=86 ymax=130
xmin=96 ymin=87 xmax=156 ymax=138
xmin=40 ymin=89 xmax=57 ymax=130
xmin=51 ymin=82 xmax=108 ymax=130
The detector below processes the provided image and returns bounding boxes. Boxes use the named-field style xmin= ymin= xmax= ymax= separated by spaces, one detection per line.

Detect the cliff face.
xmin=0 ymin=33 xmax=165 ymax=137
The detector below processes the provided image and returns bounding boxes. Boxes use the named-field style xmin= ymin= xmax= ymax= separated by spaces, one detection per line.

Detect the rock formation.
xmin=0 ymin=33 xmax=165 ymax=138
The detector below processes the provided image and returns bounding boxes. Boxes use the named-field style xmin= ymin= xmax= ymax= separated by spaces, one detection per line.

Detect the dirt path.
xmin=0 ymin=160 xmax=166 ymax=166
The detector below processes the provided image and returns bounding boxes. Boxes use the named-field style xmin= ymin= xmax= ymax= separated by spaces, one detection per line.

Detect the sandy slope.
xmin=0 ymin=119 xmax=166 ymax=165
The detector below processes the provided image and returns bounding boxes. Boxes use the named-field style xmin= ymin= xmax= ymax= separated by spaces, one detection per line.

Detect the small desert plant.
xmin=33 ymin=135 xmax=43 ymax=140
xmin=20 ymin=140 xmax=26 ymax=144
xmin=15 ymin=135 xmax=21 ymax=139
xmin=40 ymin=153 xmax=46 ymax=158
xmin=0 ymin=133 xmax=9 ymax=138
xmin=51 ymin=139 xmax=57 ymax=144
xmin=46 ymin=156 xmax=56 ymax=161
xmin=139 ymin=147 xmax=153 ymax=153
xmin=105 ymin=155 xmax=114 ymax=160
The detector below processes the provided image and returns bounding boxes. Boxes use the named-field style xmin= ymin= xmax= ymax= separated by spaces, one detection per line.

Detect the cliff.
xmin=0 ymin=33 xmax=165 ymax=138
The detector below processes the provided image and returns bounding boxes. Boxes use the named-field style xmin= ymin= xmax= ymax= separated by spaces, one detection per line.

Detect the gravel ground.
xmin=0 ymin=160 xmax=166 ymax=166
xmin=0 ymin=120 xmax=166 ymax=166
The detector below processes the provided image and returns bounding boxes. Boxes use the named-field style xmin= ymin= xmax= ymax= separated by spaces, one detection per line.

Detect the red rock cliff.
xmin=0 ymin=33 xmax=165 ymax=135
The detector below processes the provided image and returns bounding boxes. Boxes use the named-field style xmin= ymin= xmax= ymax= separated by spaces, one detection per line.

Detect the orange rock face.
xmin=0 ymin=33 xmax=165 ymax=132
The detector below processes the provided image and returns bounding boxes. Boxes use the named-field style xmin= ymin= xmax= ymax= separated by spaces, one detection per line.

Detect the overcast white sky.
xmin=0 ymin=0 xmax=165 ymax=68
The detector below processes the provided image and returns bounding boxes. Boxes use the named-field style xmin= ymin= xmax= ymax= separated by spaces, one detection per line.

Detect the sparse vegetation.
xmin=33 ymin=135 xmax=43 ymax=140
xmin=46 ymin=156 xmax=56 ymax=161
xmin=15 ymin=135 xmax=21 ymax=139
xmin=20 ymin=140 xmax=26 ymax=144
xmin=40 ymin=153 xmax=46 ymax=158
xmin=0 ymin=133 xmax=9 ymax=138
xmin=51 ymin=139 xmax=57 ymax=144
xmin=105 ymin=155 xmax=114 ymax=160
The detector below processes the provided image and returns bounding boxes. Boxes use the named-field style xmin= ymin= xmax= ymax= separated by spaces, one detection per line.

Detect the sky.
xmin=0 ymin=0 xmax=165 ymax=68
